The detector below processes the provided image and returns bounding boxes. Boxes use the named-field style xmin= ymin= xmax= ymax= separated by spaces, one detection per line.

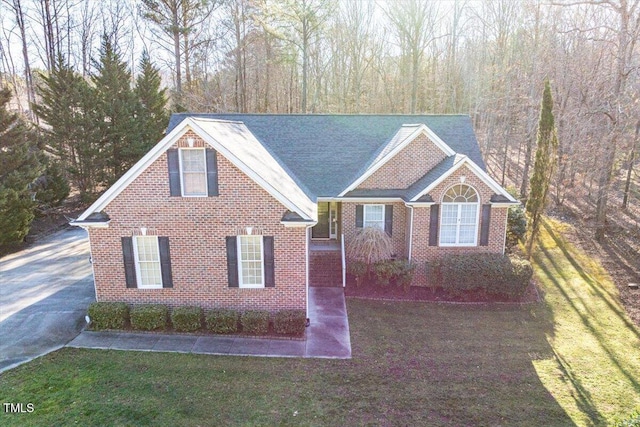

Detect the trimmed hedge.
xmin=241 ymin=310 xmax=270 ymax=335
xmin=130 ymin=304 xmax=169 ymax=331
xmin=373 ymin=259 xmax=416 ymax=289
xmin=87 ymin=302 xmax=129 ymax=330
xmin=274 ymin=310 xmax=306 ymax=335
xmin=205 ymin=309 xmax=239 ymax=334
xmin=426 ymin=253 xmax=532 ymax=299
xmin=171 ymin=306 xmax=202 ymax=332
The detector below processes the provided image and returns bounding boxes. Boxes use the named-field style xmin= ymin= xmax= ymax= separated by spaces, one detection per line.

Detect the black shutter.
xmin=206 ymin=149 xmax=219 ymax=196
xmin=158 ymin=237 xmax=173 ymax=288
xmin=122 ymin=237 xmax=137 ymax=288
xmin=226 ymin=236 xmax=239 ymax=287
xmin=355 ymin=205 xmax=363 ymax=228
xmin=480 ymin=204 xmax=491 ymax=246
xmin=263 ymin=236 xmax=275 ymax=288
xmin=385 ymin=205 xmax=393 ymax=236
xmin=167 ymin=149 xmax=181 ymax=196
xmin=429 ymin=204 xmax=440 ymax=246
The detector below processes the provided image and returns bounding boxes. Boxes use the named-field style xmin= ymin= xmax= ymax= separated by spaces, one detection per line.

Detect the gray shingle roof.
xmin=168 ymin=114 xmax=485 ymax=199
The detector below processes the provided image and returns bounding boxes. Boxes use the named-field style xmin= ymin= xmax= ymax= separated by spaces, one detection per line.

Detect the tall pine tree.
xmin=135 ymin=50 xmax=169 ymax=152
xmin=0 ymin=87 xmax=42 ymax=252
xmin=92 ymin=36 xmax=143 ymax=186
xmin=34 ymin=55 xmax=100 ymax=201
xmin=526 ymin=78 xmax=559 ymax=258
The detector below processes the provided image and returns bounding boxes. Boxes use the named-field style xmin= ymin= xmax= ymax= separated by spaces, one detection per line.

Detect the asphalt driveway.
xmin=0 ymin=227 xmax=94 ymax=372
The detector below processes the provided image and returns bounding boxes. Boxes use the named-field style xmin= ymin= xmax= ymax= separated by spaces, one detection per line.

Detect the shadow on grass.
xmin=540 ymin=220 xmax=640 ymax=341
xmin=530 ymin=220 xmax=640 ymax=424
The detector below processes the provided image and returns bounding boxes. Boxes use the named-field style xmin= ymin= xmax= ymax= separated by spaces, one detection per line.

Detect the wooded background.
xmin=2 ymin=0 xmax=640 ymax=244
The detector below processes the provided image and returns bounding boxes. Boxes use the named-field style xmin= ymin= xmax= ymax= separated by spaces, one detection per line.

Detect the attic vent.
xmin=132 ymin=227 xmax=158 ymax=236
xmin=236 ymin=226 xmax=264 ymax=236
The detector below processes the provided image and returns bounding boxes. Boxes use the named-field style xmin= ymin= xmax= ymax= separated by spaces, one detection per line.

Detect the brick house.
xmin=72 ymin=114 xmax=517 ymax=316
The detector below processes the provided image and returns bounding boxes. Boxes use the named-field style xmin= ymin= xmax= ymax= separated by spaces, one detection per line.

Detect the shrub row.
xmin=426 ymin=253 xmax=533 ymax=298
xmin=347 ymin=259 xmax=416 ymax=289
xmin=87 ymin=303 xmax=306 ymax=336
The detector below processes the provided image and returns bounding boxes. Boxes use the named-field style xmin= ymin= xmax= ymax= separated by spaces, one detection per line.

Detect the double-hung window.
xmin=133 ymin=236 xmax=163 ymax=288
xmin=237 ymin=235 xmax=264 ymax=288
xmin=180 ymin=148 xmax=207 ymax=196
xmin=363 ymin=204 xmax=385 ymax=230
xmin=440 ymin=184 xmax=479 ymax=246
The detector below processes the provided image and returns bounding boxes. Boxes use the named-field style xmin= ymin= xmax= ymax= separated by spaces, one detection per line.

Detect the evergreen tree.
xmin=92 ymin=35 xmax=143 ymax=186
xmin=0 ymin=87 xmax=42 ymax=251
xmin=34 ymin=55 xmax=100 ymax=201
xmin=526 ymin=78 xmax=558 ymax=258
xmin=135 ymin=50 xmax=169 ymax=152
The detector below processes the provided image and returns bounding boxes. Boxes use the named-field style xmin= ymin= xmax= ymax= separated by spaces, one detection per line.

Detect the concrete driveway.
xmin=0 ymin=227 xmax=94 ymax=372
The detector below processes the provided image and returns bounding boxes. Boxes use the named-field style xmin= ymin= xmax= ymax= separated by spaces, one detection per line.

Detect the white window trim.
xmin=363 ymin=204 xmax=385 ymax=230
xmin=179 ymin=148 xmax=207 ymax=197
xmin=133 ymin=235 xmax=163 ymax=289
xmin=439 ymin=202 xmax=480 ymax=247
xmin=237 ymin=235 xmax=265 ymax=289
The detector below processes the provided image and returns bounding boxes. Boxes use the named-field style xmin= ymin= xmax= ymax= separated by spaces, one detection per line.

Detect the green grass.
xmin=0 ymin=217 xmax=638 ymax=426
xmin=530 ymin=218 xmax=640 ymax=426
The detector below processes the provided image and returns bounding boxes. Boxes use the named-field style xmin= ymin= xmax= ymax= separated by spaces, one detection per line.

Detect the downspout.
xmin=408 ymin=205 xmax=414 ymax=261
xmin=502 ymin=205 xmax=508 ymax=255
xmin=305 ymin=225 xmax=312 ymax=321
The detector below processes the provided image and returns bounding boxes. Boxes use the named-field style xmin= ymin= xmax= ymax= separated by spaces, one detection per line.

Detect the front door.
xmin=329 ymin=202 xmax=337 ymax=239
xmin=312 ymin=202 xmax=330 ymax=239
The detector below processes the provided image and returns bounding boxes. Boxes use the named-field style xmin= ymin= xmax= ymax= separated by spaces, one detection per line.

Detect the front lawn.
xmin=0 ymin=218 xmax=638 ymax=426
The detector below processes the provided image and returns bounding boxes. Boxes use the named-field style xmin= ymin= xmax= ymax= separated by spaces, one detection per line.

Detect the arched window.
xmin=440 ymin=184 xmax=479 ymax=246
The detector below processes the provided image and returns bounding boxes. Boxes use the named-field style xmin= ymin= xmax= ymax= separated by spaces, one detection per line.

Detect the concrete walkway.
xmin=68 ymin=287 xmax=351 ymax=359
xmin=0 ymin=228 xmax=94 ymax=373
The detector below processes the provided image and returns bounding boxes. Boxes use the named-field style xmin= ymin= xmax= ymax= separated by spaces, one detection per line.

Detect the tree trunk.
xmin=13 ymin=0 xmax=36 ymax=121
xmin=301 ymin=18 xmax=308 ymax=113
xmin=622 ymin=121 xmax=640 ymax=209
xmin=595 ymin=135 xmax=616 ymax=241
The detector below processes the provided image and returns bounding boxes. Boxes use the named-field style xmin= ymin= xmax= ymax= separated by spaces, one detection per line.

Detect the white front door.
xmin=329 ymin=202 xmax=338 ymax=239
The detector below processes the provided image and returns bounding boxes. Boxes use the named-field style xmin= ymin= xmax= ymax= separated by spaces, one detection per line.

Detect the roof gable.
xmin=410 ymin=156 xmax=517 ymax=203
xmin=339 ymin=124 xmax=455 ymax=195
xmin=167 ymin=114 xmax=486 ymax=198
xmin=75 ymin=118 xmax=316 ymax=223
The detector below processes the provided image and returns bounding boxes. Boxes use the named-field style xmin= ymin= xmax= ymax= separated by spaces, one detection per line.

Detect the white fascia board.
xmin=410 ymin=157 xmax=517 ymax=203
xmin=281 ymin=221 xmax=318 ymax=228
xmin=189 ymin=120 xmax=316 ymax=221
xmin=338 ymin=125 xmax=455 ymax=197
xmin=337 ymin=197 xmax=406 ymax=203
xmin=69 ymin=221 xmax=110 ymax=229
xmin=404 ymin=202 xmax=434 ymax=207
xmin=491 ymin=202 xmax=520 ymax=207
xmin=76 ymin=120 xmax=194 ymax=221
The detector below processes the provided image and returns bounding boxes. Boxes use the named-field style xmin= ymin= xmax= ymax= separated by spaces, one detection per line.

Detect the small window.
xmin=180 ymin=148 xmax=207 ymax=196
xmin=363 ymin=204 xmax=385 ymax=230
xmin=133 ymin=236 xmax=162 ymax=288
xmin=237 ymin=235 xmax=264 ymax=288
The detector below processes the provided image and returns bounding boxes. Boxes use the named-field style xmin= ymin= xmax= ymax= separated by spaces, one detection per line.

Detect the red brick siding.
xmin=409 ymin=164 xmax=508 ymax=287
xmin=89 ymin=131 xmax=306 ymax=312
xmin=342 ymin=202 xmax=407 ymax=259
xmin=357 ymin=133 xmax=448 ymax=189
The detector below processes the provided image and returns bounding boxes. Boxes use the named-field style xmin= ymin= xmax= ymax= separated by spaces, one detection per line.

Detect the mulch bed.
xmin=86 ymin=325 xmax=306 ymax=340
xmin=344 ymin=280 xmax=541 ymax=304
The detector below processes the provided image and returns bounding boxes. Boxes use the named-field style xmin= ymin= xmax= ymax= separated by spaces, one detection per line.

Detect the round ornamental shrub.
xmin=273 ymin=310 xmax=306 ymax=335
xmin=205 ymin=309 xmax=239 ymax=334
xmin=240 ymin=310 xmax=270 ymax=335
xmin=130 ymin=304 xmax=169 ymax=331
xmin=171 ymin=306 xmax=203 ymax=332
xmin=87 ymin=302 xmax=129 ymax=330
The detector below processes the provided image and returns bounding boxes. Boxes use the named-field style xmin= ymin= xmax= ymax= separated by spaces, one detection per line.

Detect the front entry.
xmin=312 ymin=202 xmax=338 ymax=239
